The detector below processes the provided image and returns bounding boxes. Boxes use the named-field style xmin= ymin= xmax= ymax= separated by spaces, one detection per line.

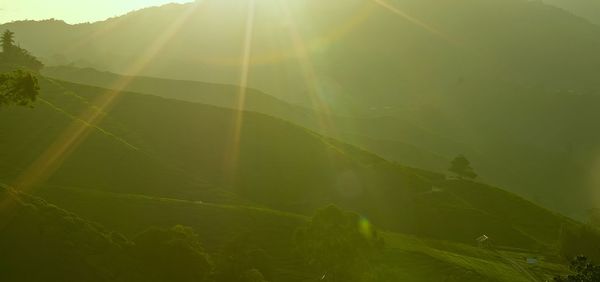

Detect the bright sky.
xmin=0 ymin=0 xmax=194 ymax=24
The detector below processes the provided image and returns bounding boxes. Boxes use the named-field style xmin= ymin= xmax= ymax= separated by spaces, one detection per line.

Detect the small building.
xmin=476 ymin=234 xmax=490 ymax=248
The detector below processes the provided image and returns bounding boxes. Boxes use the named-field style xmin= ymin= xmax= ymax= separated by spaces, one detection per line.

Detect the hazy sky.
xmin=0 ymin=0 xmax=193 ymax=24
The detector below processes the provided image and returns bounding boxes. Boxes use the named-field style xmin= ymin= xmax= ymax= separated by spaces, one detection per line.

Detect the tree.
xmin=554 ymin=256 xmax=600 ymax=282
xmin=0 ymin=70 xmax=39 ymax=107
xmin=0 ymin=30 xmax=42 ymax=107
xmin=1 ymin=30 xmax=15 ymax=54
xmin=295 ymin=205 xmax=384 ymax=282
xmin=449 ymin=155 xmax=477 ymax=180
xmin=0 ymin=30 xmax=44 ymax=72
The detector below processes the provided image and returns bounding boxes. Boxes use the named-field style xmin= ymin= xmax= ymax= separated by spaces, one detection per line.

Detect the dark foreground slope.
xmin=1 ymin=184 xmax=568 ymax=282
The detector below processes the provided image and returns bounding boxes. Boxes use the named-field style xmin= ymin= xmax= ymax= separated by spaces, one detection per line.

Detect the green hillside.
xmin=3 ymin=1 xmax=600 ymax=281
xmin=41 ymin=65 xmax=600 ymax=220
xmin=41 ymin=65 xmax=454 ymax=173
xmin=0 ymin=77 xmax=577 ymax=251
xmin=5 ymin=1 xmax=600 ymax=220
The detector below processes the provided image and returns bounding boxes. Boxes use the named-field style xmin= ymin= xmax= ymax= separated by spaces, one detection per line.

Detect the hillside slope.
xmin=41 ymin=65 xmax=600 ymax=220
xmin=0 ymin=77 xmax=577 ymax=251
xmin=5 ymin=1 xmax=600 ymax=220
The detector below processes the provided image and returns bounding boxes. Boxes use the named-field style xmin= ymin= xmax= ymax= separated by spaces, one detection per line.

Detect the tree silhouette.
xmin=0 ymin=30 xmax=41 ymax=107
xmin=0 ymin=70 xmax=39 ymax=107
xmin=554 ymin=256 xmax=600 ymax=282
xmin=0 ymin=29 xmax=43 ymax=72
xmin=295 ymin=205 xmax=384 ymax=282
xmin=449 ymin=155 xmax=477 ymax=180
xmin=1 ymin=30 xmax=15 ymax=54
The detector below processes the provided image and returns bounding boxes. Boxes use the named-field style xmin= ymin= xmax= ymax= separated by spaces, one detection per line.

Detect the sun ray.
xmin=371 ymin=0 xmax=456 ymax=44
xmin=277 ymin=0 xmax=336 ymax=134
xmin=11 ymin=2 xmax=202 ymax=193
xmin=223 ymin=0 xmax=256 ymax=178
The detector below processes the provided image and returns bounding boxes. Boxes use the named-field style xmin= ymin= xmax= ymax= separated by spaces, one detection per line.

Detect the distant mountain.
xmin=2 ymin=0 xmax=600 ymax=111
xmin=543 ymin=0 xmax=600 ymax=25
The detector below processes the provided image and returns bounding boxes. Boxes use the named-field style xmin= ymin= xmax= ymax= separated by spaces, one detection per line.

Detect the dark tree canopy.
xmin=295 ymin=205 xmax=384 ymax=282
xmin=0 ymin=70 xmax=39 ymax=107
xmin=0 ymin=30 xmax=42 ymax=108
xmin=449 ymin=155 xmax=477 ymax=180
xmin=0 ymin=29 xmax=44 ymax=72
xmin=1 ymin=30 xmax=15 ymax=54
xmin=554 ymin=256 xmax=600 ymax=282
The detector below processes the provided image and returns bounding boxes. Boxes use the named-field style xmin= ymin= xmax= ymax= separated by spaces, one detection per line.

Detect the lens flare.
xmin=277 ymin=0 xmax=336 ymax=134
xmin=371 ymin=0 xmax=456 ymax=44
xmin=359 ymin=216 xmax=373 ymax=239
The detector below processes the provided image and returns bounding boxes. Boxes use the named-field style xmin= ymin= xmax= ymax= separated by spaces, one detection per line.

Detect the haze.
xmin=0 ymin=0 xmax=193 ymax=24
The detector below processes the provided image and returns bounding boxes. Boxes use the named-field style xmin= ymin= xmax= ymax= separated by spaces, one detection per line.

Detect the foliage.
xmin=449 ymin=155 xmax=477 ymax=180
xmin=554 ymin=256 xmax=600 ymax=282
xmin=0 ymin=186 xmax=130 ymax=282
xmin=0 ymin=69 xmax=39 ymax=107
xmin=295 ymin=205 xmax=384 ymax=282
xmin=0 ymin=30 xmax=41 ymax=108
xmin=1 ymin=30 xmax=15 ymax=53
xmin=0 ymin=187 xmax=220 ymax=282
xmin=0 ymin=29 xmax=44 ymax=72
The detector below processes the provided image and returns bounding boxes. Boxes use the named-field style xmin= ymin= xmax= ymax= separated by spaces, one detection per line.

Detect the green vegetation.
xmin=295 ymin=205 xmax=384 ymax=281
xmin=0 ymin=29 xmax=43 ymax=72
xmin=0 ymin=70 xmax=39 ymax=107
xmin=1 ymin=1 xmax=599 ymax=281
xmin=0 ymin=75 xmax=580 ymax=280
xmin=0 ymin=77 xmax=578 ymax=250
xmin=0 ymin=30 xmax=40 ymax=107
xmin=554 ymin=256 xmax=600 ymax=282
xmin=449 ymin=155 xmax=477 ymax=180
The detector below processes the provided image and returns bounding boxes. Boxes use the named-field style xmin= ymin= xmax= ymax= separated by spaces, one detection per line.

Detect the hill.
xmin=0 ymin=77 xmax=578 ymax=252
xmin=5 ymin=1 xmax=600 ymax=219
xmin=543 ymin=0 xmax=600 ymax=25
xmin=3 ymin=0 xmax=600 ymax=108
xmin=41 ymin=65 xmax=600 ymax=220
